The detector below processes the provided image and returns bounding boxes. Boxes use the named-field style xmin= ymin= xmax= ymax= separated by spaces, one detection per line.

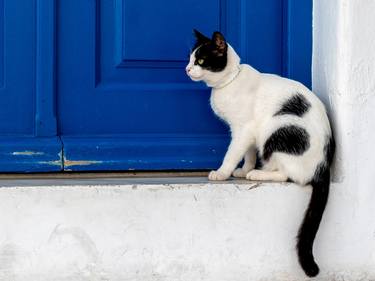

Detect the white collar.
xmin=212 ymin=65 xmax=242 ymax=90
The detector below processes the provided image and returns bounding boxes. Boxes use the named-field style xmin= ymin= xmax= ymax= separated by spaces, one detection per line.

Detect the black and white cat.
xmin=186 ymin=30 xmax=335 ymax=277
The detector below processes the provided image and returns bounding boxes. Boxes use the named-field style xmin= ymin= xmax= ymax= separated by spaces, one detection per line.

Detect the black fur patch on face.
xmin=192 ymin=29 xmax=228 ymax=72
xmin=262 ymin=125 xmax=310 ymax=161
xmin=274 ymin=93 xmax=311 ymax=117
xmin=193 ymin=29 xmax=210 ymax=50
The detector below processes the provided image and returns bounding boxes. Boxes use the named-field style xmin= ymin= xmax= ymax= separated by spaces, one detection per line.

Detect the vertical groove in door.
xmin=36 ymin=0 xmax=58 ymax=136
xmin=281 ymin=0 xmax=312 ymax=88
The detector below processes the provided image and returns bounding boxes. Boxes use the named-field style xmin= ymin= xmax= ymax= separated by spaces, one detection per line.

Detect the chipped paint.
xmin=38 ymin=160 xmax=62 ymax=166
xmin=11 ymin=151 xmax=44 ymax=156
xmin=37 ymin=150 xmax=63 ymax=167
xmin=39 ymin=152 xmax=104 ymax=169
xmin=63 ymin=156 xmax=102 ymax=168
xmin=0 ymin=138 xmax=62 ymax=172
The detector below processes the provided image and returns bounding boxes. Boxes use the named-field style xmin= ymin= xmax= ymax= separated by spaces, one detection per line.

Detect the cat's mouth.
xmin=187 ymin=73 xmax=203 ymax=81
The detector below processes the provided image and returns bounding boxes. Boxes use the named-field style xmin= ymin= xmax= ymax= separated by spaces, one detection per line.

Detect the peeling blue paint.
xmin=12 ymin=151 xmax=45 ymax=156
xmin=63 ymin=157 xmax=103 ymax=168
xmin=0 ymin=137 xmax=62 ymax=172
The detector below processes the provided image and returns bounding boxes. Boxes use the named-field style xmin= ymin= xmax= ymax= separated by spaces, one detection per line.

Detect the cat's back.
xmin=257 ymin=73 xmax=328 ymax=119
xmin=255 ymin=72 xmax=332 ymax=149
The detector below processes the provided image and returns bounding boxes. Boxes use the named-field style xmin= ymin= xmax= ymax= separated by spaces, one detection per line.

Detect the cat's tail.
xmin=297 ymin=136 xmax=335 ymax=277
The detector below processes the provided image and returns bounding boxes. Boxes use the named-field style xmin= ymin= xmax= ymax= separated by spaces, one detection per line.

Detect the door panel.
xmin=0 ymin=0 xmax=61 ymax=172
xmin=0 ymin=0 xmax=35 ymax=134
xmin=118 ymin=0 xmax=220 ymax=62
xmin=57 ymin=0 xmax=311 ymax=171
xmin=58 ymin=0 xmax=226 ymax=136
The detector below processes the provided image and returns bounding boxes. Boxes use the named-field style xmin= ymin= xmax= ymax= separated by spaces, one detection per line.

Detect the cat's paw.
xmin=232 ymin=168 xmax=247 ymax=178
xmin=246 ymin=170 xmax=263 ymax=181
xmin=208 ymin=170 xmax=230 ymax=181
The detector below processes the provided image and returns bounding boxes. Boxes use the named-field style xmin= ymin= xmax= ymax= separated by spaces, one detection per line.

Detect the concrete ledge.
xmin=0 ymin=179 xmax=373 ymax=281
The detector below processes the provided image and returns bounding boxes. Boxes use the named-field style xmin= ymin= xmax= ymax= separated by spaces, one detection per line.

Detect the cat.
xmin=186 ymin=29 xmax=335 ymax=277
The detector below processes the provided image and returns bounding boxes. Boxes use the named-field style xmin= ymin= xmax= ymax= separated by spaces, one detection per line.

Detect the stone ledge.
xmin=0 ymin=176 xmax=252 ymax=187
xmin=0 ymin=179 xmax=372 ymax=281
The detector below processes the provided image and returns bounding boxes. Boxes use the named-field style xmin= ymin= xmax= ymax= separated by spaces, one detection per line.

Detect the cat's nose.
xmin=186 ymin=66 xmax=192 ymax=73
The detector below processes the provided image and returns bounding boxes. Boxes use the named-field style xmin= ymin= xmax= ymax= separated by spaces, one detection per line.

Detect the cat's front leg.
xmin=209 ymin=130 xmax=255 ymax=181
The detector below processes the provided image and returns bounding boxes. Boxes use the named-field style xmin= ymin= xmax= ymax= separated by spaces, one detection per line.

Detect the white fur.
xmin=187 ymin=45 xmax=332 ymax=185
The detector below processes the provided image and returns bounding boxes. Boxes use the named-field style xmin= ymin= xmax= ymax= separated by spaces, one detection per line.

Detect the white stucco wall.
xmin=313 ymin=0 xmax=375 ymax=277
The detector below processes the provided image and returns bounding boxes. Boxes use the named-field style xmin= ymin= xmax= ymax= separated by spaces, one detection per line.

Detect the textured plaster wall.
xmin=313 ymin=0 xmax=375 ymax=278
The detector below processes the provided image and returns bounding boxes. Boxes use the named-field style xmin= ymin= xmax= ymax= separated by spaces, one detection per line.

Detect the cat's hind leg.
xmin=246 ymin=169 xmax=288 ymax=182
xmin=232 ymin=147 xmax=257 ymax=178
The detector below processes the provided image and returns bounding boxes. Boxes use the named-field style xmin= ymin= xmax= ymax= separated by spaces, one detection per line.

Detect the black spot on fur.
xmin=274 ymin=93 xmax=311 ymax=117
xmin=310 ymin=135 xmax=335 ymax=181
xmin=192 ymin=29 xmax=228 ymax=72
xmin=262 ymin=125 xmax=310 ymax=161
xmin=325 ymin=134 xmax=335 ymax=165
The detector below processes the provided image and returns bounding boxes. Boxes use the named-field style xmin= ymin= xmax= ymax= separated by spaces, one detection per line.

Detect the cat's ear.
xmin=212 ymin=31 xmax=227 ymax=56
xmin=193 ymin=29 xmax=210 ymax=45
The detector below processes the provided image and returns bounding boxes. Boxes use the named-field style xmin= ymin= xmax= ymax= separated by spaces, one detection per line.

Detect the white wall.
xmin=313 ymin=0 xmax=375 ymax=277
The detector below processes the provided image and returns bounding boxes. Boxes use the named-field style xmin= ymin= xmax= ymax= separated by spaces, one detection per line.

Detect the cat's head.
xmin=186 ymin=30 xmax=229 ymax=83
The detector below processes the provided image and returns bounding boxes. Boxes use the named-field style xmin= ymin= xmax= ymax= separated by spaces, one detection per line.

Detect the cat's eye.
xmin=197 ymin=58 xmax=204 ymax=65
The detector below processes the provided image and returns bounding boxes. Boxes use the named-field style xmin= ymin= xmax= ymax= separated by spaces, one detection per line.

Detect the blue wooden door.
xmin=0 ymin=0 xmax=311 ymax=172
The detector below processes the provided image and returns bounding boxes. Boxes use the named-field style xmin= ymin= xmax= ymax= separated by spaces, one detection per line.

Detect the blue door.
xmin=0 ymin=0 xmax=312 ymax=172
